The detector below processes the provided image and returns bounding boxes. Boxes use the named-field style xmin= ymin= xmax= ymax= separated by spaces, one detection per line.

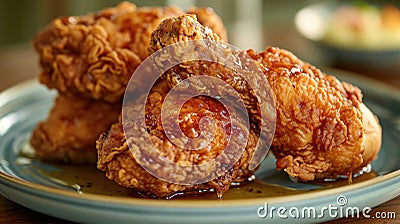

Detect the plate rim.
xmin=0 ymin=166 xmax=399 ymax=208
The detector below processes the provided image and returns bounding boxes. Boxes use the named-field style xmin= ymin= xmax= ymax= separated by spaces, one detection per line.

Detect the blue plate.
xmin=0 ymin=69 xmax=399 ymax=224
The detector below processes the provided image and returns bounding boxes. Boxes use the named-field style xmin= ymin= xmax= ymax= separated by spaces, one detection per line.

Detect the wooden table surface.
xmin=1 ymin=46 xmax=400 ymax=223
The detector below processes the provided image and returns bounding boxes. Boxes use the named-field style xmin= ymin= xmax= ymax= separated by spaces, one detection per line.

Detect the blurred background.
xmin=0 ymin=0 xmax=399 ymax=91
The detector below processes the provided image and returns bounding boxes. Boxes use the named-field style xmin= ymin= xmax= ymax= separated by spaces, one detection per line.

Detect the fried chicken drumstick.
xmin=97 ymin=14 xmax=381 ymax=199
xmin=31 ymin=2 xmax=228 ymax=164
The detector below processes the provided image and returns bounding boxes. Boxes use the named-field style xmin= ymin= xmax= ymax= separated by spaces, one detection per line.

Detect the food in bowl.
xmin=323 ymin=2 xmax=400 ymax=50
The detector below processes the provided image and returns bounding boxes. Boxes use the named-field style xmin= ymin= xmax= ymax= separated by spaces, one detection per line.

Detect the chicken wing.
xmin=31 ymin=93 xmax=120 ymax=164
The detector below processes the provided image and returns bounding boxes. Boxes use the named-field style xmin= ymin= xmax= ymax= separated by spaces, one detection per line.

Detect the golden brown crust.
xmin=246 ymin=48 xmax=366 ymax=181
xmin=33 ymin=2 xmax=184 ymax=102
xmin=149 ymin=14 xmax=222 ymax=55
xmin=30 ymin=94 xmax=120 ymax=164
xmin=97 ymin=123 xmax=215 ymax=197
xmin=149 ymin=13 xmax=273 ymax=176
xmin=148 ymin=14 xmax=267 ymax=126
xmin=97 ymin=80 xmax=258 ymax=198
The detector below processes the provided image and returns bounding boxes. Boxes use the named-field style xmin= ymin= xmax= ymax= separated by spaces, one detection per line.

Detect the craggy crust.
xmin=247 ymin=48 xmax=366 ymax=181
xmin=149 ymin=14 xmax=275 ymax=178
xmin=33 ymin=2 xmax=228 ymax=103
xmin=148 ymin=15 xmax=381 ymax=181
xmin=97 ymin=80 xmax=258 ymax=198
xmin=33 ymin=2 xmax=182 ymax=102
xmin=30 ymin=94 xmax=120 ymax=164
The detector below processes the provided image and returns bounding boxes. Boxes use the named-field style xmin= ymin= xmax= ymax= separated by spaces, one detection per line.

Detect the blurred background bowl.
xmin=295 ymin=0 xmax=400 ymax=73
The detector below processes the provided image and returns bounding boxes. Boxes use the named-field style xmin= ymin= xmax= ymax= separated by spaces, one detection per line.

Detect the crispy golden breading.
xmin=247 ymin=48 xmax=376 ymax=181
xmin=33 ymin=2 xmax=228 ymax=103
xmin=148 ymin=15 xmax=382 ymax=181
xmin=97 ymin=80 xmax=258 ymax=198
xmin=33 ymin=2 xmax=183 ymax=102
xmin=31 ymin=94 xmax=120 ymax=164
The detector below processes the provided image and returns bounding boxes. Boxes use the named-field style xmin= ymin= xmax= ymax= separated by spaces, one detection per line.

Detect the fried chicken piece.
xmin=31 ymin=94 xmax=120 ymax=164
xmin=148 ymin=15 xmax=382 ymax=181
xmin=33 ymin=2 xmax=228 ymax=103
xmin=248 ymin=49 xmax=381 ymax=181
xmin=97 ymin=80 xmax=259 ymax=198
xmin=32 ymin=2 xmax=182 ymax=102
xmin=97 ymin=14 xmax=270 ymax=198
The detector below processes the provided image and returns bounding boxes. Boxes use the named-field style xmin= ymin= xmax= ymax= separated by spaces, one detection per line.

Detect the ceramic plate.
xmin=0 ymin=70 xmax=399 ymax=224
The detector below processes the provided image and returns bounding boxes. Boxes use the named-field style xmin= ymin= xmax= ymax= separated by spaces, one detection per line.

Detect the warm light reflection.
xmin=0 ymin=113 xmax=17 ymax=136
